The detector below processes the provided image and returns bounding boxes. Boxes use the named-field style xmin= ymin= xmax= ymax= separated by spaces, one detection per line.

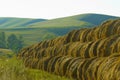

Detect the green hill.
xmin=0 ymin=14 xmax=119 ymax=47
xmin=0 ymin=14 xmax=118 ymax=29
xmin=0 ymin=17 xmax=46 ymax=28
xmin=29 ymin=13 xmax=118 ymax=28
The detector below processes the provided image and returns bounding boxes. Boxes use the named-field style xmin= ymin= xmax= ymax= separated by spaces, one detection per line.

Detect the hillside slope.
xmin=0 ymin=14 xmax=119 ymax=47
xmin=18 ymin=19 xmax=120 ymax=80
xmin=74 ymin=13 xmax=118 ymax=25
xmin=0 ymin=17 xmax=46 ymax=28
xmin=0 ymin=14 xmax=117 ymax=46
xmin=0 ymin=14 xmax=118 ymax=29
xmin=29 ymin=13 xmax=118 ymax=28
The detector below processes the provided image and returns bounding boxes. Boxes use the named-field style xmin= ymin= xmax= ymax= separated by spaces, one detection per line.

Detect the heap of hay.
xmin=23 ymin=54 xmax=120 ymax=80
xmin=19 ymin=34 xmax=120 ymax=58
xmin=18 ymin=19 xmax=120 ymax=80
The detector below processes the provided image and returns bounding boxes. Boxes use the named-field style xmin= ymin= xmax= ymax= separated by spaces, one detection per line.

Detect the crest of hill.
xmin=0 ymin=17 xmax=46 ymax=28
xmin=28 ymin=13 xmax=118 ymax=28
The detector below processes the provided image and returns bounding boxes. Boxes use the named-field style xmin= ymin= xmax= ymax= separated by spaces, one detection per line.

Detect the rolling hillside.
xmin=0 ymin=14 xmax=119 ymax=47
xmin=18 ymin=19 xmax=120 ymax=80
xmin=29 ymin=13 xmax=118 ymax=28
xmin=0 ymin=17 xmax=46 ymax=28
xmin=0 ymin=14 xmax=118 ymax=29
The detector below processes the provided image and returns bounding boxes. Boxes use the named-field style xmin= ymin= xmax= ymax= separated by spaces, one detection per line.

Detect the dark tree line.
xmin=0 ymin=32 xmax=6 ymax=48
xmin=0 ymin=32 xmax=24 ymax=53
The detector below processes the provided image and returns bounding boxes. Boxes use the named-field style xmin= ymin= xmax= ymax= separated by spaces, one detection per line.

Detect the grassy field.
xmin=0 ymin=48 xmax=72 ymax=80
xmin=0 ymin=57 xmax=72 ymax=80
xmin=0 ymin=48 xmax=13 ymax=54
xmin=0 ymin=49 xmax=72 ymax=80
xmin=0 ymin=28 xmax=58 ymax=47
xmin=0 ymin=48 xmax=14 ymax=59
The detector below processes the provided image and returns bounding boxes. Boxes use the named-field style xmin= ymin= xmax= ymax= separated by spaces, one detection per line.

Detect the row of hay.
xmin=18 ymin=34 xmax=120 ymax=58
xmin=20 ymin=19 xmax=120 ymax=52
xmin=17 ymin=19 xmax=120 ymax=80
xmin=23 ymin=54 xmax=120 ymax=80
xmin=65 ymin=19 xmax=120 ymax=43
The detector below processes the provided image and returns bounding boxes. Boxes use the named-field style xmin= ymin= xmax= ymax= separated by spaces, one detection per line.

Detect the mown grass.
xmin=0 ymin=57 xmax=72 ymax=80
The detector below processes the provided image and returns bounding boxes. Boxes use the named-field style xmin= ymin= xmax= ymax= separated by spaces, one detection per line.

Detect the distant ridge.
xmin=29 ymin=13 xmax=119 ymax=28
xmin=75 ymin=13 xmax=118 ymax=25
xmin=0 ymin=17 xmax=46 ymax=28
xmin=0 ymin=13 xmax=119 ymax=46
xmin=0 ymin=13 xmax=119 ymax=29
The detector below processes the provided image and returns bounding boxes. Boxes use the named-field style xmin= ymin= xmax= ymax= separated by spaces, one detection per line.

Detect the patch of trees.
xmin=0 ymin=32 xmax=24 ymax=53
xmin=0 ymin=32 xmax=6 ymax=48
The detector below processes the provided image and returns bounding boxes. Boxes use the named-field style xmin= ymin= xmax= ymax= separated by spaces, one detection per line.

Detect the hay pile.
xmin=19 ymin=34 xmax=120 ymax=58
xmin=18 ymin=19 xmax=120 ymax=80
xmin=23 ymin=54 xmax=120 ymax=80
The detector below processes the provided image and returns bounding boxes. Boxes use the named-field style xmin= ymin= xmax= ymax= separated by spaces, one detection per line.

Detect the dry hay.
xmin=18 ymin=19 xmax=120 ymax=54
xmin=18 ymin=34 xmax=120 ymax=58
xmin=17 ymin=19 xmax=120 ymax=80
xmin=65 ymin=19 xmax=120 ymax=43
xmin=23 ymin=54 xmax=120 ymax=80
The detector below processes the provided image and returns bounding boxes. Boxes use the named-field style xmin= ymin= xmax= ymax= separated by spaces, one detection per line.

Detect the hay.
xmin=19 ymin=34 xmax=120 ymax=58
xmin=17 ymin=19 xmax=120 ymax=80
xmin=23 ymin=54 xmax=120 ymax=80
